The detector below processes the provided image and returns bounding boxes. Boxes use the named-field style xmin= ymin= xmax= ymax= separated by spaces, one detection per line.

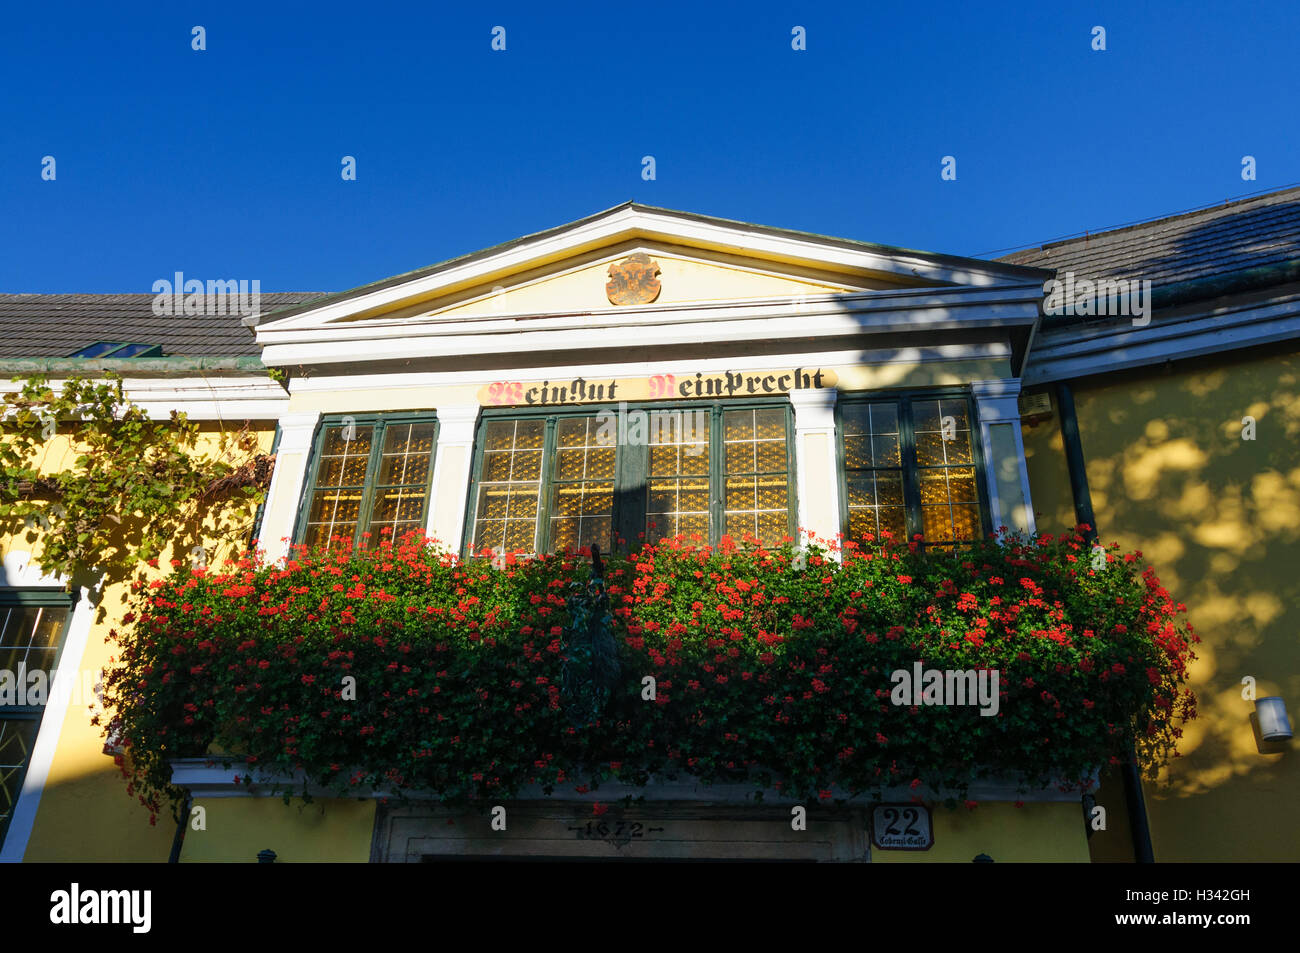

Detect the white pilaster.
xmin=971 ymin=379 xmax=1036 ymax=538
xmin=426 ymin=404 xmax=480 ymax=553
xmin=256 ymin=411 xmax=321 ymax=563
xmin=789 ymin=388 xmax=840 ymax=551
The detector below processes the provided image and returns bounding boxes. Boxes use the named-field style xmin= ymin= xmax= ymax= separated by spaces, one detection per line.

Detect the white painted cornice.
xmin=258 ymin=284 xmax=1043 ymax=369
xmin=1022 ymin=290 xmax=1300 ymax=386
xmin=0 ymin=375 xmax=288 ymax=422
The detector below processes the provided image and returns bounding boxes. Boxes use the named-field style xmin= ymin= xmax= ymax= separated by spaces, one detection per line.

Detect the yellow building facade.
xmin=4 ymin=195 xmax=1294 ymax=862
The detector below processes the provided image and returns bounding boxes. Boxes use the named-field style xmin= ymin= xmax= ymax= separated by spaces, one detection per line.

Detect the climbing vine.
xmin=0 ymin=373 xmax=274 ymax=586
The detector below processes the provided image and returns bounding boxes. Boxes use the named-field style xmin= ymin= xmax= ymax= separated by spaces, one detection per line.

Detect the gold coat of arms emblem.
xmin=606 ymin=253 xmax=662 ymax=305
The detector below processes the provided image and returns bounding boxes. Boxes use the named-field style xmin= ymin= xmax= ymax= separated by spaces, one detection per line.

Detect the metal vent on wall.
xmin=1018 ymin=392 xmax=1052 ymax=418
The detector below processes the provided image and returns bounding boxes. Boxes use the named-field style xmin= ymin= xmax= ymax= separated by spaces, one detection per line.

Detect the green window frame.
xmin=294 ymin=412 xmax=439 ymax=550
xmin=837 ymin=389 xmax=991 ymax=550
xmin=462 ymin=400 xmax=797 ymax=556
xmin=1 ymin=589 xmax=76 ymax=850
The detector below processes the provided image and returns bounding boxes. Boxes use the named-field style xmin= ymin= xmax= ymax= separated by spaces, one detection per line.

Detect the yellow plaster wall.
xmin=180 ymin=798 xmax=376 ymax=862
xmin=1026 ymin=352 xmax=1300 ymax=862
xmin=3 ymin=424 xmax=277 ymax=861
xmin=873 ymin=802 xmax=1090 ymax=862
xmin=390 ymin=243 xmax=899 ymax=321
xmin=287 ymin=387 xmax=469 ymax=416
xmin=1020 ymin=407 xmax=1078 ymax=534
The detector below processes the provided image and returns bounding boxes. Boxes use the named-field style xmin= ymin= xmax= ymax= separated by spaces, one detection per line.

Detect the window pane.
xmin=504 ymin=519 xmax=537 ymax=552
xmin=555 ymin=448 xmax=586 ymax=481
xmin=948 ymin=467 xmax=978 ymax=503
xmin=556 ymin=417 xmax=591 ymax=448
xmin=723 ymin=409 xmax=754 ymax=442
xmin=586 ymin=447 xmax=615 ymax=479
xmin=753 ymin=408 xmax=786 ymax=440
xmin=68 ymin=342 xmax=126 ymax=358
xmin=649 ymin=444 xmax=678 ymax=477
xmin=922 ymin=505 xmax=954 ymax=543
xmin=305 ymin=487 xmax=362 ymax=548
xmin=482 ymin=450 xmax=512 ymax=481
xmin=722 ymin=408 xmax=791 ymax=547
xmin=513 ymin=420 xmax=545 ymax=450
xmin=912 ymin=400 xmax=942 ymax=433
xmin=0 ymin=607 xmax=67 ymax=686
xmin=725 ymin=440 xmax=753 ymax=473
xmin=875 ymin=470 xmax=904 ymax=506
xmin=754 ymin=440 xmax=786 ymax=474
xmin=375 ymin=423 xmax=436 ymax=486
xmin=847 ymin=471 xmax=873 ymax=508
xmin=872 ymin=433 xmax=901 ymax=467
xmin=842 ymin=401 xmax=906 ymax=549
xmin=725 ymin=478 xmax=755 ymax=512
xmin=471 ymin=420 xmax=547 ymax=555
xmin=680 ymin=442 xmax=709 ymax=475
xmin=910 ymin=400 xmax=982 ymax=545
xmin=368 ymin=487 xmax=426 ymax=541
xmin=844 ymin=434 xmax=871 ymax=469
xmin=1 ymin=718 xmax=41 ymax=844
xmin=952 ymin=504 xmax=982 ymax=541
xmin=647 ymin=413 xmax=714 ymax=545
xmin=944 ymin=430 xmax=973 ymax=465
xmin=841 ymin=404 xmax=871 ymax=437
xmin=919 ymin=468 xmax=949 ymax=504
xmin=365 ymin=422 xmax=438 ymax=543
xmin=511 ymin=450 xmax=543 ymax=481
xmin=307 ymin=423 xmax=375 ymax=550
xmin=848 ymin=505 xmax=907 ymax=543
xmin=108 ymin=342 xmax=158 ymax=358
xmin=545 ymin=416 xmax=612 ymax=553
xmin=322 ymin=425 xmax=373 ymax=457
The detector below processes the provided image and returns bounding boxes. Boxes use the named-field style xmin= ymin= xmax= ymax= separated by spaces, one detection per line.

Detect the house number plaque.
xmin=870 ymin=804 xmax=934 ymax=850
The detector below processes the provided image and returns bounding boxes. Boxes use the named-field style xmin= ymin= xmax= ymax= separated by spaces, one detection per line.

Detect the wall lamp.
xmin=1256 ymin=697 xmax=1293 ymax=742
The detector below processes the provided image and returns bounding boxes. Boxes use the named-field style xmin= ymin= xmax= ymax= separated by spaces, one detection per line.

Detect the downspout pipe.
xmin=1055 ymin=381 xmax=1155 ymax=864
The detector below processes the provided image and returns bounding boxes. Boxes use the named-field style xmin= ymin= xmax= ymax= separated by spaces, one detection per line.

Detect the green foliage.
xmin=102 ymin=528 xmax=1198 ymax=824
xmin=0 ymin=374 xmax=265 ymax=585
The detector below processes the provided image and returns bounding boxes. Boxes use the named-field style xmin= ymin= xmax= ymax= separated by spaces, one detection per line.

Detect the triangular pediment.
xmin=358 ymin=241 xmax=901 ymax=323
xmin=253 ymin=203 xmax=1045 ymax=329
xmin=250 ymin=203 xmax=1050 ymax=368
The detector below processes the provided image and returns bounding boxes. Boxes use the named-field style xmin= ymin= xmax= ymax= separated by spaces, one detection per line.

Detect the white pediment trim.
xmin=256 ymin=282 xmax=1044 ymax=368
xmin=250 ymin=205 xmax=1049 ymax=337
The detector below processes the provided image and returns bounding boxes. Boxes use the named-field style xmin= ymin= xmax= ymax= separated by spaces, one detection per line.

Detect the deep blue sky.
xmin=3 ymin=1 xmax=1297 ymax=293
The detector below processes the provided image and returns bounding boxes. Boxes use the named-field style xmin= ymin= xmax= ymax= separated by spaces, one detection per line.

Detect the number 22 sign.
xmin=870 ymin=804 xmax=933 ymax=851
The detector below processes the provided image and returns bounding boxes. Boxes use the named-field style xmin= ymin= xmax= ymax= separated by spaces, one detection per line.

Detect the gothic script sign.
xmin=478 ymin=367 xmax=838 ymax=407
